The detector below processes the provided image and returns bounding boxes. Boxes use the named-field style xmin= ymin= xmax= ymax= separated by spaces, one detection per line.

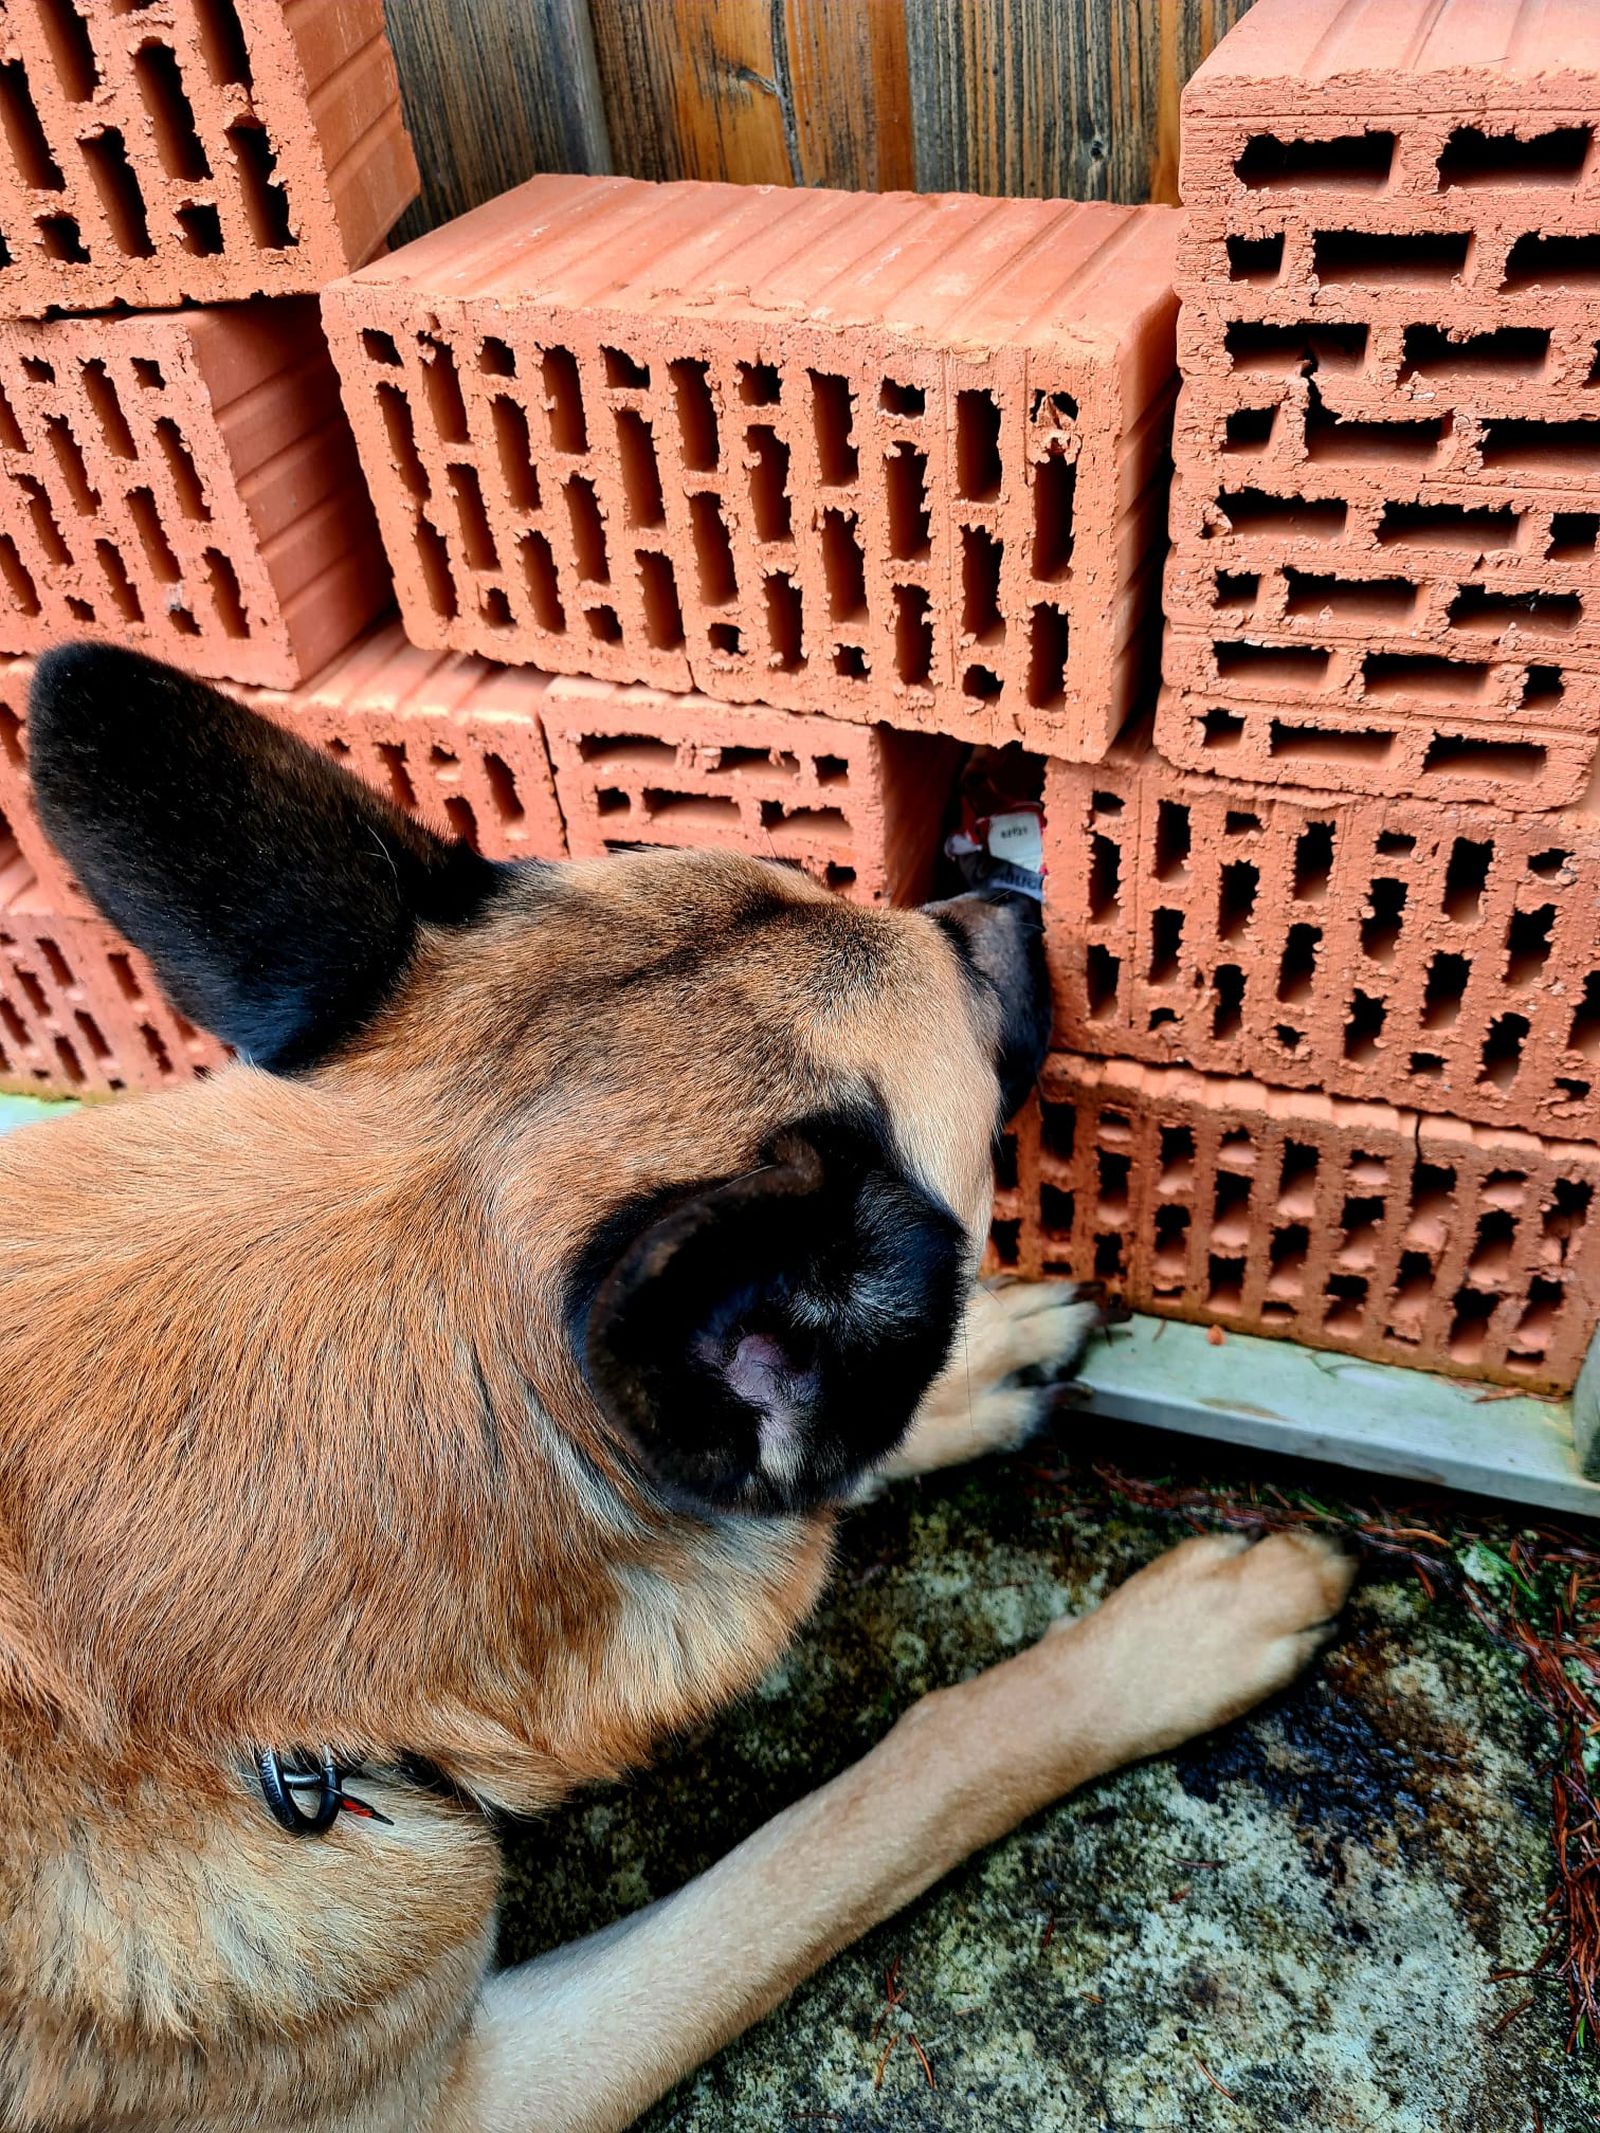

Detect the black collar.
xmin=255 ymin=1746 xmax=394 ymax=1835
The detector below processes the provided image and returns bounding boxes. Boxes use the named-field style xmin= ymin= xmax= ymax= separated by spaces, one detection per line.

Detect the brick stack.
xmin=1001 ymin=0 xmax=1600 ymax=1394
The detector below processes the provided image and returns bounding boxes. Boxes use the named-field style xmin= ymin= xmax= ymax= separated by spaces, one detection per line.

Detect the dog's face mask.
xmin=26 ymin=644 xmax=1052 ymax=1516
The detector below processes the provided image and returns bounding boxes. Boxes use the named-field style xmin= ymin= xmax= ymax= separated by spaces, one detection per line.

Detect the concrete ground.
xmin=499 ymin=1413 xmax=1596 ymax=2133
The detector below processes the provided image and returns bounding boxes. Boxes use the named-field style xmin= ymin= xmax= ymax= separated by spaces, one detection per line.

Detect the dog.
xmin=0 ymin=643 xmax=1354 ymax=2133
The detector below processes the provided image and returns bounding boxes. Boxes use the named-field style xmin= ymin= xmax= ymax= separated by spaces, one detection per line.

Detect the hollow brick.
xmin=322 ymin=175 xmax=1179 ymax=758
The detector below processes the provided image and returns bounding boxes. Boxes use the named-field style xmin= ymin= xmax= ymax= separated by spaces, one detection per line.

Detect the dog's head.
xmin=27 ymin=645 xmax=1051 ymax=1517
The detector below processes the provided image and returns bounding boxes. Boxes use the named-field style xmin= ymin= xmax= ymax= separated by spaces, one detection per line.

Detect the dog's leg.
xmin=873 ymin=1277 xmax=1101 ymax=1483
xmin=457 ymin=1529 xmax=1354 ymax=2133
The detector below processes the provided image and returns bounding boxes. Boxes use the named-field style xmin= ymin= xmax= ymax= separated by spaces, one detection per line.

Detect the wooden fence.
xmin=381 ymin=0 xmax=1257 ymax=242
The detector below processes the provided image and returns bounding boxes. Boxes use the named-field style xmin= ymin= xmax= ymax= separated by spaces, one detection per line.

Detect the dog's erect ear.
xmin=575 ymin=1111 xmax=968 ymax=1516
xmin=925 ymin=887 xmax=1051 ymax=1123
xmin=27 ymin=642 xmax=502 ymax=1071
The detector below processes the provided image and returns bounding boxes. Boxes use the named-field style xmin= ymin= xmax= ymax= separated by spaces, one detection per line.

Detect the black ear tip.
xmin=28 ymin=641 xmax=186 ymax=774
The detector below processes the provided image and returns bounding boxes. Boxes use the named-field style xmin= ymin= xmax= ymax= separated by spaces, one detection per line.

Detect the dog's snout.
xmin=924 ymin=887 xmax=1052 ymax=1123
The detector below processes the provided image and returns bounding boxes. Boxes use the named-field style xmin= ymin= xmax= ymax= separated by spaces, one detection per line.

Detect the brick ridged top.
xmin=0 ymin=0 xmax=417 ymax=317
xmin=0 ymin=300 xmax=391 ymax=688
xmin=323 ymin=175 xmax=1178 ymax=758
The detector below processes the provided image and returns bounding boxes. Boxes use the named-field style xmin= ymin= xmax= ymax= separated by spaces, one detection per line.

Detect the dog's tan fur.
xmin=0 ymin=848 xmax=1354 ymax=2133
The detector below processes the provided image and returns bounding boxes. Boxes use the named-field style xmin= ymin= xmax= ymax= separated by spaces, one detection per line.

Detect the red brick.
xmin=322 ymin=175 xmax=1178 ymax=757
xmin=987 ymin=1050 xmax=1600 ymax=1394
xmin=0 ymin=301 xmax=390 ymax=688
xmin=0 ymin=0 xmax=417 ymax=316
xmin=542 ymin=677 xmax=961 ymax=904
xmin=1045 ymin=732 xmax=1600 ymax=1137
xmin=0 ymin=846 xmax=224 ymax=1099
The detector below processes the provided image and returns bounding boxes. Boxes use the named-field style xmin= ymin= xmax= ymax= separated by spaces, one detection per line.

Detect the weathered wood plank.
xmin=908 ymin=0 xmax=1254 ymax=204
xmin=589 ymin=0 xmax=913 ymax=191
xmin=382 ymin=0 xmax=612 ymax=243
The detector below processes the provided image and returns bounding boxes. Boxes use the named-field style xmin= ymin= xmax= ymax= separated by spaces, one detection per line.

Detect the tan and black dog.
xmin=0 ymin=644 xmax=1354 ymax=2133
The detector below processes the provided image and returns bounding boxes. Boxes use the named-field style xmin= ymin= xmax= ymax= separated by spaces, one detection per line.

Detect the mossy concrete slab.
xmin=500 ymin=1432 xmax=1596 ymax=2131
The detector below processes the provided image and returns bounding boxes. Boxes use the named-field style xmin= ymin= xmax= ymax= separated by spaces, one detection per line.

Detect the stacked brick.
xmin=993 ymin=0 xmax=1600 ymax=1395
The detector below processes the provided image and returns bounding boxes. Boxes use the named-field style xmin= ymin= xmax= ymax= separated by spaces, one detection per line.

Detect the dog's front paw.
xmin=870 ymin=1279 xmax=1102 ymax=1487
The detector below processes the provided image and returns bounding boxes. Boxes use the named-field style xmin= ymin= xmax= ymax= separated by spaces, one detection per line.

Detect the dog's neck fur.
xmin=0 ymin=1067 xmax=832 ymax=1811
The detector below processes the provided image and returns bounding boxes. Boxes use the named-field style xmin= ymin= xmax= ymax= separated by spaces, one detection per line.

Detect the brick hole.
xmin=593 ymin=344 xmax=645 ymax=391
xmin=203 ymin=551 xmax=245 ymax=635
xmin=167 ymin=604 xmax=198 ymax=634
xmin=1208 ymin=1255 xmax=1246 ymax=1310
xmin=1289 ymin=820 xmax=1333 ymax=903
xmin=1482 ymin=416 xmax=1600 ymax=474
xmin=1227 ymin=232 xmax=1284 ymax=283
xmin=1377 ymin=500 xmax=1518 ymax=550
xmin=14 ymin=964 xmax=47 ymax=1017
xmin=1547 ymin=511 xmax=1599 ymax=559
xmin=955 ymin=390 xmax=1002 ymax=501
xmin=1557 ymin=1076 xmax=1590 ymax=1103
xmin=36 ymin=0 xmax=99 ymax=101
xmin=1568 ymin=972 xmax=1600 ymax=1057
xmin=1361 ymin=878 xmax=1407 ymax=963
xmin=614 ymin=410 xmax=664 ymax=528
xmin=1151 ymin=799 xmax=1189 ymax=882
xmin=1313 ymin=229 xmax=1469 ymax=285
xmin=1343 ymin=990 xmax=1385 ymax=1061
xmin=1031 ymin=449 xmax=1075 ymax=578
xmin=36 ymin=937 xmax=71 ymax=989
xmin=1148 ymin=907 xmax=1183 ymax=981
xmin=809 ymin=371 xmax=857 ymax=486
xmin=1236 ymin=131 xmax=1395 ymax=191
xmin=491 ymin=395 xmax=539 ymax=512
xmin=886 ymin=444 xmax=931 ymax=560
xmin=0 ymin=63 xmax=64 ymax=190
xmin=173 ymin=197 xmax=225 ymax=257
xmin=1152 ymin=1204 xmax=1189 ymax=1287
xmin=1213 ymin=1168 xmax=1251 ymax=1243
xmin=989 ymin=1218 xmax=1021 ymax=1269
xmin=226 ymin=121 xmax=295 ymax=249
xmin=73 ymin=1008 xmax=110 ymax=1063
xmin=893 ymin=584 xmax=932 ymax=686
xmin=0 ymin=702 xmax=20 ymax=769
xmin=17 ymin=474 xmax=68 ymax=565
xmin=763 ymin=572 xmax=804 ymax=671
xmin=81 ymin=128 xmax=153 ymax=257
xmin=1214 ymin=570 xmax=1258 ymax=613
xmin=1505 ymin=904 xmax=1555 ymax=987
xmin=1087 ymin=831 xmax=1120 ymax=920
xmin=1217 ymin=858 xmax=1258 ymax=940
xmin=1223 ymin=406 xmax=1276 ymax=453
xmin=1323 ymin=1272 xmax=1370 ymax=1336
xmin=1507 ymin=1277 xmax=1563 ymax=1366
xmin=833 ymin=645 xmax=868 ymax=680
xmin=1221 ymin=489 xmax=1347 ymax=540
xmin=736 ymin=361 xmax=779 ymax=405
xmin=821 ymin=509 xmax=866 ymax=623
xmin=644 ymin=790 xmax=740 ymax=832
xmin=1025 ymin=606 xmax=1070 ymax=709
xmin=375 ymin=741 xmax=415 ymax=812
xmin=961 ymin=525 xmax=1004 ymax=644
xmin=1544 ymin=1177 xmax=1593 ymax=1257
xmin=993 ymin=1135 xmax=1018 ymax=1193
xmin=1223 ymin=322 xmax=1368 ymax=376
xmin=577 ymin=734 xmax=675 ymax=770
xmin=127 ymin=487 xmax=178 ymax=580
xmin=1306 ymin=401 xmax=1447 ymax=466
xmin=0 ymin=381 xmax=23 ymax=454
xmin=1041 ymin=1098 xmax=1076 ymax=1164
xmin=1225 ymin=810 xmax=1260 ymax=836
xmin=586 ymin=605 xmax=622 ymax=643
xmin=39 ymin=212 xmax=89 ymax=262
xmin=103 ymin=951 xmax=141 ymax=1004
xmin=1211 ymin=963 xmax=1244 ymax=1037
xmin=1480 ymin=1012 xmax=1529 ymax=1088
xmin=1525 ymin=665 xmax=1566 ymax=709
xmin=1276 ymin=1024 xmax=1305 ymax=1052
xmin=45 ymin=417 xmax=97 ymax=514
xmin=1194 ymin=705 xmax=1246 ymax=754
xmin=194 ymin=0 xmax=253 ymax=84
xmin=963 ymin=664 xmax=1002 ymax=700
xmin=594 ymin=788 xmax=630 ymax=820
xmin=1090 ymin=1144 xmax=1129 ymax=1220
xmin=20 ymin=356 xmax=51 ymax=384
xmin=1388 ymin=1250 xmax=1435 ymax=1334
xmin=1339 ymin=1193 xmax=1384 ymax=1268
xmin=95 ymin=540 xmax=141 ymax=621
xmin=1469 ymin=1207 xmax=1518 ymax=1278
xmin=544 ymin=346 xmax=589 ymax=455
xmin=1030 ymin=389 xmax=1078 ymax=425
xmin=709 ymin=622 xmax=740 ymax=655
xmin=880 ymin=378 xmax=924 ymax=416
xmin=449 ymin=463 xmax=499 ymax=570
xmin=714 ymin=745 xmax=779 ymax=776
xmin=563 ymin=475 xmax=608 ymax=582
xmin=747 ymin=425 xmax=792 ymax=540
xmin=1422 ymin=732 xmax=1546 ymax=783
xmin=480 ymin=337 xmax=517 ymax=378
xmin=441 ymin=795 xmax=478 ymax=845
xmin=689 ymin=492 xmax=736 ymax=605
xmin=1450 ymin=585 xmax=1580 ymax=636
xmin=1278 ymin=921 xmax=1320 ymax=1003
xmin=51 ymin=1034 xmax=84 ymax=1085
xmin=1399 ymin=322 xmax=1549 ymax=382
xmin=1216 ymin=640 xmax=1330 ymax=688
xmin=363 ymin=328 xmax=401 ymax=371
xmin=418 ymin=336 xmax=469 ymax=446
xmin=1440 ymin=123 xmax=1590 ymax=189
xmin=1446 ymin=1287 xmax=1496 ymax=1364
xmin=1270 ymin=719 xmax=1395 ymax=769
xmin=1503 ymin=232 xmax=1600 ymax=291
xmin=764 ymin=801 xmax=849 ymax=842
xmin=479 ymin=585 xmax=513 ymax=630
xmin=155 ymin=419 xmax=209 ymax=518
xmin=414 ymin=511 xmax=458 ymax=620
xmin=1158 ymin=1122 xmax=1195 ymax=1189
xmin=1085 ymin=943 xmax=1119 ymax=1019
xmin=638 ymin=551 xmax=684 ymax=650
xmin=1422 ymin=951 xmax=1470 ymax=1032
xmin=80 ymin=361 xmax=134 ymax=459
xmin=0 ymin=535 xmax=39 ymax=616
xmin=0 ymin=995 xmax=27 ymax=1050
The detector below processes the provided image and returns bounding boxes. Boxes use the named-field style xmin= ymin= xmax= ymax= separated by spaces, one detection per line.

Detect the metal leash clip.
xmin=255 ymin=1746 xmax=394 ymax=1835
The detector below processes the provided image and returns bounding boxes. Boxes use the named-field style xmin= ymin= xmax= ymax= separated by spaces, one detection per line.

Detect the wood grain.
xmin=382 ymin=0 xmax=612 ymax=242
